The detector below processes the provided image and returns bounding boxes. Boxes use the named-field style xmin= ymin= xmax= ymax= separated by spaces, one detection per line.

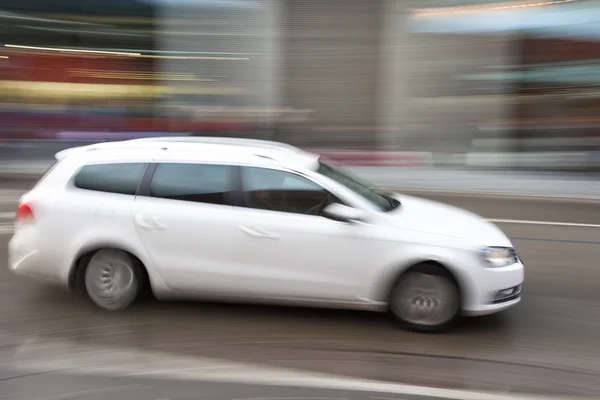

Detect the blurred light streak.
xmin=4 ymin=44 xmax=140 ymax=56
xmin=0 ymin=10 xmax=103 ymax=25
xmin=144 ymin=0 xmax=262 ymax=10
xmin=69 ymin=68 xmax=209 ymax=81
xmin=19 ymin=25 xmax=150 ymax=38
xmin=10 ymin=47 xmax=253 ymax=56
xmin=4 ymin=45 xmax=249 ymax=60
xmin=37 ymin=14 xmax=149 ymax=25
xmin=136 ymin=54 xmax=249 ymax=60
xmin=0 ymin=81 xmax=246 ymax=98
xmin=0 ymin=56 xmax=8 ymax=59
xmin=411 ymin=0 xmax=577 ymax=17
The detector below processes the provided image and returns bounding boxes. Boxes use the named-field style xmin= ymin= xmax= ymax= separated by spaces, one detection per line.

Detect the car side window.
xmin=241 ymin=166 xmax=338 ymax=216
xmin=74 ymin=163 xmax=147 ymax=195
xmin=150 ymin=163 xmax=233 ymax=206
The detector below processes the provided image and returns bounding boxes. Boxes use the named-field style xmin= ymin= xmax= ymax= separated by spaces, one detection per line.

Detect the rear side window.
xmin=150 ymin=163 xmax=233 ymax=206
xmin=74 ymin=163 xmax=147 ymax=195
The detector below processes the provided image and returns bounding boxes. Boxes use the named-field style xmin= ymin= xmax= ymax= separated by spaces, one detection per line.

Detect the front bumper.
xmin=462 ymin=296 xmax=521 ymax=316
xmin=461 ymin=261 xmax=524 ymax=316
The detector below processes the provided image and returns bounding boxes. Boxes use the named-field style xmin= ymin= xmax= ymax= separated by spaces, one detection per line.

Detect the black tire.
xmin=83 ymin=249 xmax=143 ymax=311
xmin=388 ymin=263 xmax=460 ymax=333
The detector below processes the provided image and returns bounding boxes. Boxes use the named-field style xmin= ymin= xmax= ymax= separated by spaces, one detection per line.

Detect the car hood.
xmin=383 ymin=193 xmax=512 ymax=247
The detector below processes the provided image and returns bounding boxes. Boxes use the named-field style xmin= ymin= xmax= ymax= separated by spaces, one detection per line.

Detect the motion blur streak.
xmin=0 ymin=0 xmax=598 ymax=168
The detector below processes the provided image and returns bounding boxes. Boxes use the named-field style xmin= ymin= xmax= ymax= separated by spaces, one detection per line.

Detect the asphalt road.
xmin=1 ymin=186 xmax=600 ymax=398
xmin=0 ymin=367 xmax=490 ymax=400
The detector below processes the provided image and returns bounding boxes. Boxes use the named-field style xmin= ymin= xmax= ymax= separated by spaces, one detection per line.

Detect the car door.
xmin=232 ymin=165 xmax=373 ymax=302
xmin=132 ymin=162 xmax=244 ymax=294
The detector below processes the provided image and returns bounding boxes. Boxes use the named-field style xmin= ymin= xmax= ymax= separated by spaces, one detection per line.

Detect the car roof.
xmin=55 ymin=136 xmax=320 ymax=171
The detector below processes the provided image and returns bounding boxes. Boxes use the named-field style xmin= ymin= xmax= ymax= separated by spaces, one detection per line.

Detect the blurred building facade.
xmin=1 ymin=0 xmax=599 ymax=168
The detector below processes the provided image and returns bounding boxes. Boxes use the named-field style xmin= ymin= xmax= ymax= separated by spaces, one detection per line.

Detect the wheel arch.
xmin=374 ymin=257 xmax=468 ymax=309
xmin=68 ymin=242 xmax=150 ymax=292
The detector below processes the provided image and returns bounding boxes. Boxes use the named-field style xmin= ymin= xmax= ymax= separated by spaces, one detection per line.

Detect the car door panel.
xmin=133 ymin=197 xmax=242 ymax=293
xmin=132 ymin=162 xmax=244 ymax=295
xmin=233 ymin=208 xmax=374 ymax=301
xmin=233 ymin=166 xmax=374 ymax=301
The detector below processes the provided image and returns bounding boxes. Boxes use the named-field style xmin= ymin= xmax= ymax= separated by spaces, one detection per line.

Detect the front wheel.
xmin=388 ymin=264 xmax=460 ymax=332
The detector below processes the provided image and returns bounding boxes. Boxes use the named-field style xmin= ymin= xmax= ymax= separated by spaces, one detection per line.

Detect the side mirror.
xmin=322 ymin=203 xmax=366 ymax=223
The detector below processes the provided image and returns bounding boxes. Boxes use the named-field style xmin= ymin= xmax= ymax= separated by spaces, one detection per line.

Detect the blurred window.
xmin=74 ymin=163 xmax=147 ymax=195
xmin=150 ymin=163 xmax=233 ymax=206
xmin=241 ymin=167 xmax=338 ymax=216
xmin=316 ymin=161 xmax=392 ymax=211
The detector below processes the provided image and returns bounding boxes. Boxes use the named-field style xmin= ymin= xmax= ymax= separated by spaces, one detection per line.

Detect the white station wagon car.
xmin=8 ymin=137 xmax=524 ymax=332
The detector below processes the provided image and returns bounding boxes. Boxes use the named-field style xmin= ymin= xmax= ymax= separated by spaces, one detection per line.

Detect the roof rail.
xmin=54 ymin=141 xmax=167 ymax=161
xmin=129 ymin=136 xmax=299 ymax=151
xmin=55 ymin=146 xmax=86 ymax=161
xmin=54 ymin=137 xmax=307 ymax=162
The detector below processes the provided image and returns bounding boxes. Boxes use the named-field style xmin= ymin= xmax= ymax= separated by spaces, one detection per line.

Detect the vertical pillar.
xmin=263 ymin=0 xmax=281 ymax=135
xmin=378 ymin=0 xmax=414 ymax=152
xmin=379 ymin=0 xmax=518 ymax=161
xmin=155 ymin=0 xmax=278 ymax=136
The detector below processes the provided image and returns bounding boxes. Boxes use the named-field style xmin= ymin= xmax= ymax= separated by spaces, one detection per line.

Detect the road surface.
xmin=0 ymin=365 xmax=565 ymax=400
xmin=0 ymin=186 xmax=599 ymax=398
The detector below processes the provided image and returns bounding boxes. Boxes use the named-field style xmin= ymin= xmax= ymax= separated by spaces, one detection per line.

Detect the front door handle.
xmin=135 ymin=214 xmax=166 ymax=230
xmin=238 ymin=225 xmax=279 ymax=240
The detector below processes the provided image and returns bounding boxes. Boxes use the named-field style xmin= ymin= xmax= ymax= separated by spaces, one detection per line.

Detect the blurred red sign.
xmin=0 ymin=53 xmax=153 ymax=85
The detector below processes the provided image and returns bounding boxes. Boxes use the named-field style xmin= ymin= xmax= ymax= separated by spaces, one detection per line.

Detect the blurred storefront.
xmin=1 ymin=0 xmax=599 ymax=169
xmin=403 ymin=0 xmax=600 ymax=166
xmin=155 ymin=0 xmax=277 ymax=136
xmin=278 ymin=0 xmax=384 ymax=149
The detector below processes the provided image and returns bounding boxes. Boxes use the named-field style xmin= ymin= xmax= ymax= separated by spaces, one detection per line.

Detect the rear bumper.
xmin=8 ymin=227 xmax=63 ymax=285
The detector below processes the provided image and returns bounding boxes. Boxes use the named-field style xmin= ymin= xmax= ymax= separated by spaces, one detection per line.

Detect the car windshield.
xmin=316 ymin=160 xmax=400 ymax=212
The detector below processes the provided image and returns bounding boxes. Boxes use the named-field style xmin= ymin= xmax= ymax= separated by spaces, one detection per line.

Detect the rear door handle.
xmin=135 ymin=214 xmax=166 ymax=230
xmin=238 ymin=225 xmax=279 ymax=240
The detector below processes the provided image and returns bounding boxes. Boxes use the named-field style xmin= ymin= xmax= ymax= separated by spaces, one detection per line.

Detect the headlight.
xmin=480 ymin=247 xmax=518 ymax=268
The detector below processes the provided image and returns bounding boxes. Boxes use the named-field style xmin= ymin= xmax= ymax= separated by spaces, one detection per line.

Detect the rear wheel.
xmin=388 ymin=263 xmax=460 ymax=332
xmin=83 ymin=249 xmax=141 ymax=311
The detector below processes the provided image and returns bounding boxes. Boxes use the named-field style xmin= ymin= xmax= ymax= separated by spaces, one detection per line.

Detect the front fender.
xmin=365 ymin=245 xmax=477 ymax=307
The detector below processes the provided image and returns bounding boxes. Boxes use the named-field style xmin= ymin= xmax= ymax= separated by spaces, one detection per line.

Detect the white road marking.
xmin=234 ymin=398 xmax=348 ymax=400
xmin=488 ymin=219 xmax=600 ymax=228
xmin=370 ymin=397 xmax=408 ymax=400
xmin=26 ymin=385 xmax=144 ymax=400
xmin=5 ymin=335 xmax=573 ymax=400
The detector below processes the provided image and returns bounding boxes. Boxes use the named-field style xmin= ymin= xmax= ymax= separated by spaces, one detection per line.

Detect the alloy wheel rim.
xmin=86 ymin=256 xmax=135 ymax=309
xmin=393 ymin=272 xmax=458 ymax=326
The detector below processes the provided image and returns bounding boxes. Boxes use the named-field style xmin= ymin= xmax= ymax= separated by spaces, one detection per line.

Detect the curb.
xmin=316 ymin=151 xmax=433 ymax=166
xmin=317 ymin=150 xmax=600 ymax=169
xmin=385 ymin=187 xmax=600 ymax=203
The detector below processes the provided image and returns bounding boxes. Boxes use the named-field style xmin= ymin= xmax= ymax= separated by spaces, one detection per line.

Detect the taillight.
xmin=15 ymin=202 xmax=34 ymax=223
